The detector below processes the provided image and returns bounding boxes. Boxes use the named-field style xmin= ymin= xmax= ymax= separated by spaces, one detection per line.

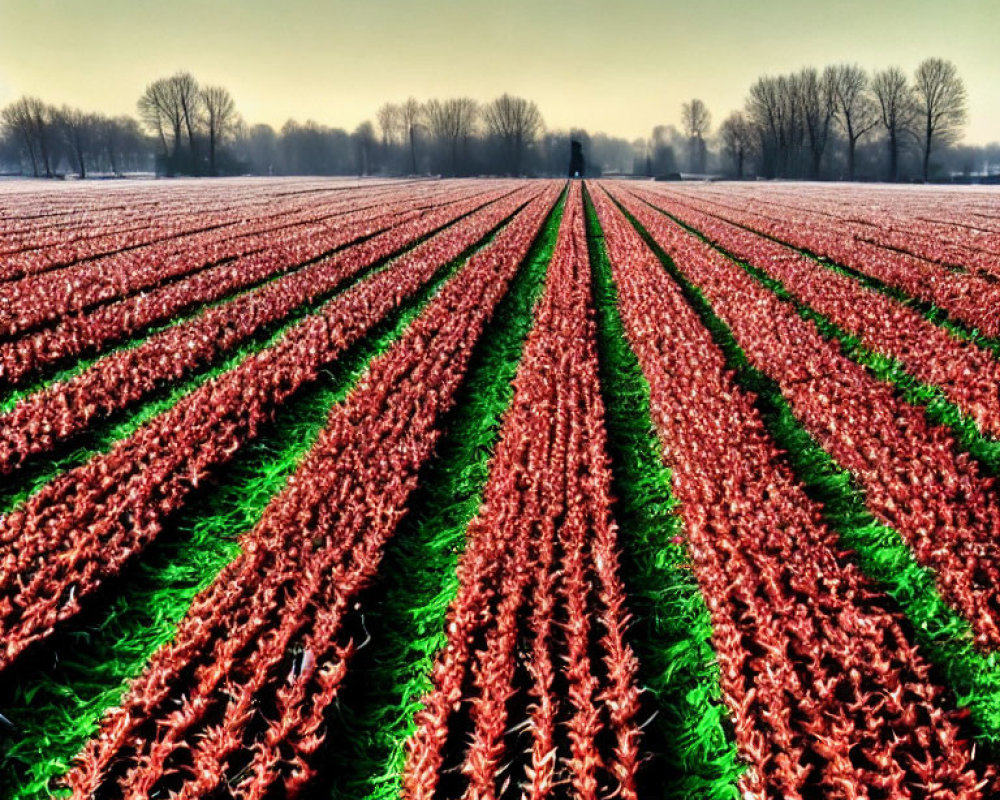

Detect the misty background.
xmin=2 ymin=56 xmax=997 ymax=183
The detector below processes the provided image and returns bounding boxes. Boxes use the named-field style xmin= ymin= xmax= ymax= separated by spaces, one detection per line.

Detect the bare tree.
xmin=2 ymin=97 xmax=43 ymax=176
xmin=913 ymin=57 xmax=967 ymax=181
xmin=353 ymin=120 xmax=376 ymax=175
xmin=799 ymin=67 xmax=837 ymax=178
xmin=138 ymin=77 xmax=184 ymax=159
xmin=138 ymin=72 xmax=202 ymax=172
xmin=201 ymin=85 xmax=237 ymax=174
xmin=483 ymin=93 xmax=543 ymax=175
xmin=650 ymin=124 xmax=682 ymax=176
xmin=719 ymin=111 xmax=754 ymax=178
xmin=424 ymin=97 xmax=479 ymax=175
xmin=747 ymin=76 xmax=801 ymax=177
xmin=2 ymin=97 xmax=57 ymax=177
xmin=376 ymin=102 xmax=402 ymax=147
xmin=872 ymin=67 xmax=917 ymax=182
xmin=681 ymin=98 xmax=711 ymax=172
xmin=830 ymin=64 xmax=880 ymax=180
xmin=55 ymin=106 xmax=99 ymax=178
xmin=96 ymin=115 xmax=147 ymax=175
xmin=400 ymin=97 xmax=422 ymax=174
xmin=172 ymin=72 xmax=202 ymax=164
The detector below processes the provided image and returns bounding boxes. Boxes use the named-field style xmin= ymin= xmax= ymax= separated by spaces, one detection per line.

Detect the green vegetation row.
xmin=0 ymin=200 xmax=527 ymax=800
xmin=585 ymin=187 xmax=744 ymax=799
xmin=645 ymin=197 xmax=1000 ymax=480
xmin=616 ymin=197 xmax=1000 ymax=748
xmin=321 ymin=189 xmax=566 ymax=800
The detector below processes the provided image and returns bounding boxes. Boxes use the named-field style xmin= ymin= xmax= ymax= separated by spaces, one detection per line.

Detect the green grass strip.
xmin=644 ymin=200 xmax=1000 ymax=482
xmin=0 ymin=207 xmax=522 ymax=800
xmin=638 ymin=192 xmax=1000 ymax=362
xmin=584 ymin=188 xmax=743 ymax=799
xmin=319 ymin=190 xmax=566 ymax=800
xmin=614 ymin=194 xmax=1000 ymax=748
xmin=0 ymin=189 xmax=502 ymax=415
xmin=0 ymin=197 xmax=516 ymax=518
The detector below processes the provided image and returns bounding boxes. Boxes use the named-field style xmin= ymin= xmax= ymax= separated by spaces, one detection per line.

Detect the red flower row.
xmin=403 ymin=184 xmax=642 ymax=800
xmin=0 ymin=185 xmax=523 ymax=473
xmin=592 ymin=183 xmax=996 ymax=798
xmin=612 ymin=184 xmax=1000 ymax=651
xmin=0 ymin=182 xmax=486 ymax=339
xmin=0 ymin=178 xmax=409 ymax=276
xmin=61 ymin=184 xmax=561 ymax=800
xmin=667 ymin=183 xmax=1000 ymax=276
xmin=630 ymin=187 xmax=1000 ymax=437
xmin=0 ymin=183 xmax=504 ymax=386
xmin=640 ymin=185 xmax=1000 ymax=337
xmin=0 ymin=183 xmax=550 ymax=676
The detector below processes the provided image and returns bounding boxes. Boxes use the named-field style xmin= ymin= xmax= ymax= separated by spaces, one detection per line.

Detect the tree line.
xmin=1 ymin=98 xmax=148 ymax=178
xmin=711 ymin=58 xmax=972 ymax=181
xmin=0 ymin=72 xmax=584 ymax=178
xmin=0 ymin=59 xmax=992 ymax=181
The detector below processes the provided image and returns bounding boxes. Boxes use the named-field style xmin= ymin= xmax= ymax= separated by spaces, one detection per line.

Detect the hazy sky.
xmin=1 ymin=0 xmax=997 ymax=143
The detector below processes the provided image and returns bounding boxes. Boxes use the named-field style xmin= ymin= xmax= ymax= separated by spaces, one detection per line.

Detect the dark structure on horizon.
xmin=569 ymin=140 xmax=585 ymax=178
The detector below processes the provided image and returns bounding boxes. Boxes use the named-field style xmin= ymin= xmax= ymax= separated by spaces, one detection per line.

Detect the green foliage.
xmin=640 ymin=194 xmax=1000 ymax=363
xmin=0 ymin=206 xmax=522 ymax=800
xmin=0 ymin=266 xmax=366 ymax=516
xmin=619 ymin=199 xmax=1000 ymax=748
xmin=584 ymin=188 xmax=744 ymax=799
xmin=321 ymin=190 xmax=565 ymax=800
xmin=0 ymin=210 xmax=423 ymax=415
xmin=651 ymin=199 xmax=1000 ymax=477
xmin=0 ymin=199 xmax=505 ymax=517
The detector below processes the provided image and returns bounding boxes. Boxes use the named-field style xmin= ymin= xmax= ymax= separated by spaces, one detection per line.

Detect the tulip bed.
xmin=661 ymin=182 xmax=1000 ymax=278
xmin=2 ymin=177 xmax=1000 ymax=799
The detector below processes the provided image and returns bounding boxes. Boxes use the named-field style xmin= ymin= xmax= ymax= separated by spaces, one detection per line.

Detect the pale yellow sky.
xmin=0 ymin=0 xmax=997 ymax=143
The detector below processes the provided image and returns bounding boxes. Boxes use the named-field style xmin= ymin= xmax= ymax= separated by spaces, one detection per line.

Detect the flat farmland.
xmin=1 ymin=176 xmax=1000 ymax=799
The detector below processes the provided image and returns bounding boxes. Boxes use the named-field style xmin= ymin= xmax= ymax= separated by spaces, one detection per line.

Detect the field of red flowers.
xmin=1 ymin=176 xmax=999 ymax=799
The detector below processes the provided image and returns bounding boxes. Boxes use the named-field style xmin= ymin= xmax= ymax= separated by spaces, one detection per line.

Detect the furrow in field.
xmin=61 ymin=184 xmax=561 ymax=800
xmin=592 ymin=182 xmax=996 ymax=798
xmin=402 ymin=183 xmax=642 ymax=800
xmin=0 ymin=184 xmax=522 ymax=474
xmin=319 ymin=188 xmax=565 ymax=800
xmin=0 ymin=184 xmax=548 ymax=676
xmin=584 ymin=186 xmax=744 ymax=800
xmin=609 ymin=183 xmax=1000 ymax=651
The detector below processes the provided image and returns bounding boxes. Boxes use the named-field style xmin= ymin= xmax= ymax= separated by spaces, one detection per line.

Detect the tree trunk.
xmin=22 ymin=134 xmax=38 ymax=177
xmin=923 ymin=117 xmax=932 ymax=182
xmin=888 ymin=132 xmax=898 ymax=182
xmin=409 ymin=128 xmax=417 ymax=174
xmin=38 ymin=135 xmax=52 ymax=178
xmin=185 ymin=117 xmax=197 ymax=173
